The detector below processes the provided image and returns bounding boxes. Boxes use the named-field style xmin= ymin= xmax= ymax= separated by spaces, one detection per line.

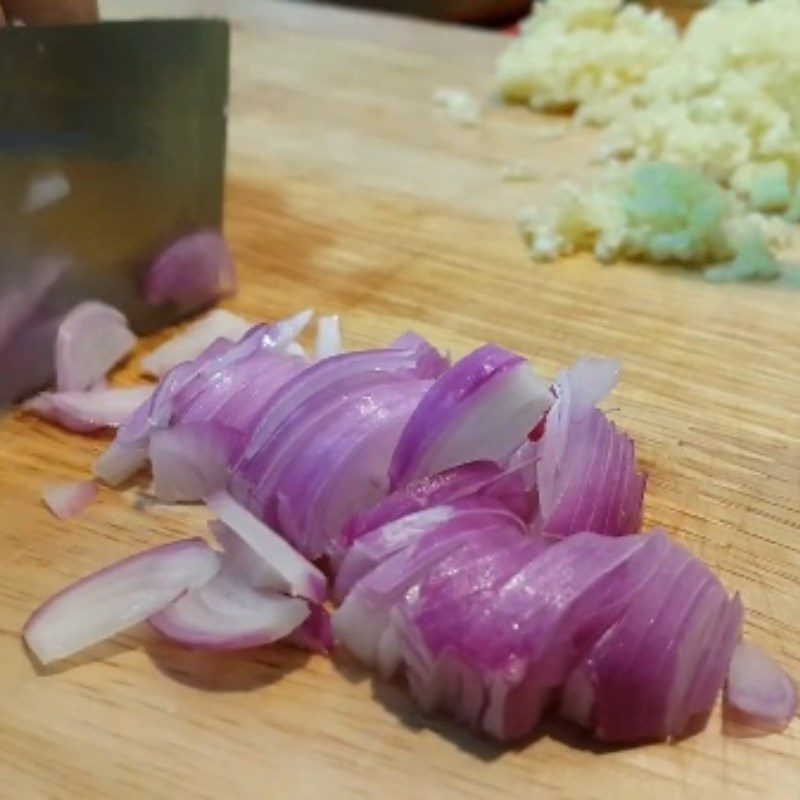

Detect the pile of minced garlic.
xmin=497 ymin=0 xmax=800 ymax=278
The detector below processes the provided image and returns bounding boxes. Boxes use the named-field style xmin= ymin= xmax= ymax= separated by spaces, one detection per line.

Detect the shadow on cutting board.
xmin=145 ymin=638 xmax=311 ymax=693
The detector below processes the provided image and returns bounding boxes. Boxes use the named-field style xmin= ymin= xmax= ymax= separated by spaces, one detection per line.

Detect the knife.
xmin=0 ymin=18 xmax=229 ymax=404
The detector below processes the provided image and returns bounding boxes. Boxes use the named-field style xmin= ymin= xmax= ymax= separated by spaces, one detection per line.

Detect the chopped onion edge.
xmin=724 ymin=641 xmax=798 ymax=735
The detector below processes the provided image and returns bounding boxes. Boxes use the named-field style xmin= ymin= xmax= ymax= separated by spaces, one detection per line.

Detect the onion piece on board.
xmin=207 ymin=490 xmax=327 ymax=603
xmin=42 ymin=480 xmax=98 ymax=520
xmin=143 ymin=230 xmax=236 ymax=307
xmin=315 ymin=315 xmax=342 ymax=361
xmin=148 ymin=572 xmax=310 ymax=651
xmin=724 ymin=641 xmax=798 ymax=735
xmin=140 ymin=309 xmax=253 ymax=377
xmin=24 ymin=386 xmax=153 ymax=433
xmin=55 ymin=301 xmax=136 ymax=391
xmin=149 ymin=514 xmax=322 ymax=650
xmin=23 ymin=538 xmax=220 ymax=665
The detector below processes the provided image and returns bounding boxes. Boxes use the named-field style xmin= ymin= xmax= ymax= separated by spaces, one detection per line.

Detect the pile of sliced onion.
xmin=22 ymin=308 xmax=795 ymax=745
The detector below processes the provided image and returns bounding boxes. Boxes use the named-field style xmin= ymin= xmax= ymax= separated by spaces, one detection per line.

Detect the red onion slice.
xmin=42 ymin=480 xmax=98 ymax=519
xmin=23 ymin=538 xmax=220 ymax=665
xmin=143 ymin=230 xmax=236 ymax=307
xmin=240 ymin=341 xmax=447 ymax=466
xmin=207 ymin=491 xmax=327 ymax=603
xmin=334 ymin=505 xmax=456 ymax=601
xmin=315 ymin=315 xmax=342 ymax=360
xmin=149 ymin=423 xmax=239 ymax=502
xmin=534 ymin=358 xmax=645 ymax=537
xmin=560 ymin=532 xmax=743 ymax=743
xmin=55 ymin=301 xmax=136 ymax=391
xmin=724 ymin=642 xmax=798 ymax=734
xmin=140 ymin=309 xmax=253 ymax=378
xmin=148 ymin=573 xmax=310 ymax=651
xmin=337 ymin=461 xmax=531 ymax=561
xmin=389 ymin=344 xmax=552 ymax=489
xmin=333 ymin=505 xmax=529 ymax=677
xmin=24 ymin=386 xmax=153 ymax=433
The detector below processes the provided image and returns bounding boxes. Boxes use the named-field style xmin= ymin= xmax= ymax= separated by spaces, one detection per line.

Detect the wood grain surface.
xmin=1 ymin=2 xmax=798 ymax=798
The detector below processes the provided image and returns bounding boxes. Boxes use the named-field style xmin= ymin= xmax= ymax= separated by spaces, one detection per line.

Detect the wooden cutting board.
xmin=1 ymin=3 xmax=798 ymax=798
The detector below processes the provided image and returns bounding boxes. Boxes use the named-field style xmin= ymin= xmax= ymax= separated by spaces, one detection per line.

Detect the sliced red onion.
xmin=334 ymin=505 xmax=456 ymax=602
xmin=402 ymin=531 xmax=666 ymax=740
xmin=149 ymin=573 xmax=309 ymax=651
xmin=388 ymin=344 xmax=552 ymax=489
xmin=535 ymin=358 xmax=645 ymax=537
xmin=724 ymin=642 xmax=797 ymax=734
xmin=315 ymin=315 xmax=342 ymax=360
xmin=207 ymin=490 xmax=327 ymax=603
xmin=334 ymin=499 xmax=522 ymax=602
xmin=98 ymin=317 xmax=309 ymax=484
xmin=25 ymin=386 xmax=153 ymax=433
xmin=148 ymin=505 xmax=324 ymax=651
xmin=23 ymin=538 xmax=220 ymax=665
xmin=140 ymin=309 xmax=253 ymax=378
xmin=143 ymin=230 xmax=236 ymax=307
xmin=119 ymin=314 xmax=310 ymax=446
xmin=55 ymin=301 xmax=136 ymax=392
xmin=338 ymin=524 xmax=719 ymax=741
xmin=42 ymin=480 xmax=98 ymax=519
xmin=237 ymin=379 xmax=432 ymax=559
xmin=149 ymin=423 xmax=239 ymax=502
xmin=240 ymin=339 xmax=448 ymax=466
xmin=560 ymin=532 xmax=743 ymax=743
xmin=333 ymin=503 xmax=531 ymax=679
xmin=337 ymin=460 xmax=532 ymax=561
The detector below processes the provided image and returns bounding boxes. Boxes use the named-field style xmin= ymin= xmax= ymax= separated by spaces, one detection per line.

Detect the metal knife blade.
xmin=0 ymin=18 xmax=229 ymax=403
